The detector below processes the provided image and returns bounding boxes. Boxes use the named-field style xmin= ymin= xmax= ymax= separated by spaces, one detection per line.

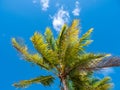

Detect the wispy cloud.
xmin=102 ymin=68 xmax=114 ymax=76
xmin=40 ymin=0 xmax=49 ymax=11
xmin=72 ymin=1 xmax=81 ymax=16
xmin=51 ymin=7 xmax=70 ymax=32
xmin=96 ymin=68 xmax=114 ymax=76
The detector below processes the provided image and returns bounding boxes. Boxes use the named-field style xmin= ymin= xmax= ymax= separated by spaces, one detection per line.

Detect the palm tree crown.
xmin=12 ymin=20 xmax=120 ymax=90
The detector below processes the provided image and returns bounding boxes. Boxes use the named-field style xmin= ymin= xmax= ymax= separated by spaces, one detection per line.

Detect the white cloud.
xmin=102 ymin=68 xmax=114 ymax=76
xmin=96 ymin=68 xmax=114 ymax=76
xmin=40 ymin=0 xmax=49 ymax=11
xmin=51 ymin=7 xmax=70 ymax=32
xmin=72 ymin=1 xmax=81 ymax=16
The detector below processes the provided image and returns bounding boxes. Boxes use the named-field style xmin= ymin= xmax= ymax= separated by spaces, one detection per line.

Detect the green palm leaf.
xmin=31 ymin=32 xmax=59 ymax=69
xmin=12 ymin=38 xmax=49 ymax=70
xmin=65 ymin=53 xmax=110 ymax=75
xmin=79 ymin=28 xmax=93 ymax=46
xmin=13 ymin=75 xmax=54 ymax=88
xmin=44 ymin=27 xmax=56 ymax=50
xmin=93 ymin=77 xmax=112 ymax=90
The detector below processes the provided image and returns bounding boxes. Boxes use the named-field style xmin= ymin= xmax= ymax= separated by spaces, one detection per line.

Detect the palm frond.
xmin=57 ymin=20 xmax=79 ymax=72
xmin=56 ymin=24 xmax=67 ymax=50
xmin=79 ymin=28 xmax=93 ymax=53
xmin=64 ymin=42 xmax=79 ymax=68
xmin=56 ymin=24 xmax=68 ymax=61
xmin=12 ymin=38 xmax=49 ymax=70
xmin=57 ymin=20 xmax=79 ymax=55
xmin=69 ymin=72 xmax=112 ymax=90
xmin=44 ymin=27 xmax=56 ymax=50
xmin=66 ymin=19 xmax=79 ymax=43
xmin=92 ymin=56 xmax=120 ymax=70
xmin=69 ymin=73 xmax=92 ymax=90
xmin=31 ymin=32 xmax=59 ymax=68
xmin=92 ymin=77 xmax=112 ymax=90
xmin=79 ymin=28 xmax=93 ymax=45
xmin=65 ymin=53 xmax=110 ymax=75
xmin=64 ymin=27 xmax=93 ymax=69
xmin=13 ymin=75 xmax=54 ymax=88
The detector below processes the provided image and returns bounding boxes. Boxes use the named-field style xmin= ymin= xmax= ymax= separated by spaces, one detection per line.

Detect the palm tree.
xmin=12 ymin=20 xmax=120 ymax=90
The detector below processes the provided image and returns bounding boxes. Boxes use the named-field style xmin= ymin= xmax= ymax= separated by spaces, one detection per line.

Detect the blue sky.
xmin=0 ymin=0 xmax=120 ymax=90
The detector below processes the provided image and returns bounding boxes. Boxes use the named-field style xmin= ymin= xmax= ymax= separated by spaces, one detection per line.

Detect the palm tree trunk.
xmin=61 ymin=78 xmax=68 ymax=90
